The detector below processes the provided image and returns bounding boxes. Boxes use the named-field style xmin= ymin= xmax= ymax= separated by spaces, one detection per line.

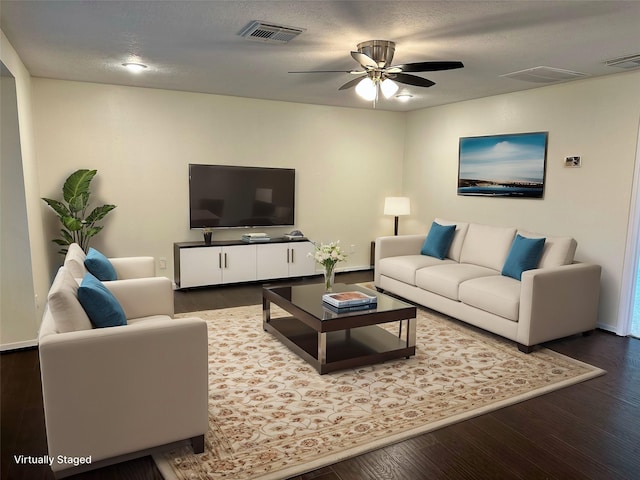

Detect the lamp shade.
xmin=380 ymin=78 xmax=399 ymax=98
xmin=355 ymin=77 xmax=377 ymax=101
xmin=384 ymin=197 xmax=411 ymax=216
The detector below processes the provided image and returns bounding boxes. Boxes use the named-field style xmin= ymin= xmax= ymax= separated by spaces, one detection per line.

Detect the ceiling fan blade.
xmin=338 ymin=76 xmax=366 ymax=90
xmin=351 ymin=51 xmax=378 ymax=69
xmin=392 ymin=73 xmax=435 ymax=88
xmin=288 ymin=70 xmax=354 ymax=74
xmin=393 ymin=61 xmax=464 ymax=72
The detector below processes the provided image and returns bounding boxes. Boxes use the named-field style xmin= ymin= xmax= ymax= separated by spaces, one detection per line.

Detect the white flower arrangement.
xmin=310 ymin=241 xmax=347 ymax=268
xmin=309 ymin=241 xmax=347 ymax=290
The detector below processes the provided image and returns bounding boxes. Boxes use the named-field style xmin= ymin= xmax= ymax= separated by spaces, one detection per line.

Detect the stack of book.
xmin=241 ymin=233 xmax=271 ymax=243
xmin=322 ymin=291 xmax=378 ymax=313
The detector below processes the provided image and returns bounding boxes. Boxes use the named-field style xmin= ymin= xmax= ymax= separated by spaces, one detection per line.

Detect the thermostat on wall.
xmin=564 ymin=156 xmax=581 ymax=168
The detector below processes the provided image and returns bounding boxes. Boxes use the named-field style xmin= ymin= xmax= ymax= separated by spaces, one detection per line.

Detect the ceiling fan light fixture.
xmin=380 ymin=78 xmax=399 ymax=98
xmin=355 ymin=77 xmax=377 ymax=101
xmin=122 ymin=62 xmax=147 ymax=73
xmin=395 ymin=93 xmax=413 ymax=102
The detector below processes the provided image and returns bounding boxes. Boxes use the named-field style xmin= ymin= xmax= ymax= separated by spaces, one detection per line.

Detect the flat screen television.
xmin=189 ymin=164 xmax=295 ymax=229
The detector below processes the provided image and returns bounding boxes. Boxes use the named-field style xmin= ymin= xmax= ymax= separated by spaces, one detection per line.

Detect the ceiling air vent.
xmin=604 ymin=53 xmax=640 ymax=70
xmin=501 ymin=66 xmax=588 ymax=83
xmin=238 ymin=21 xmax=305 ymax=44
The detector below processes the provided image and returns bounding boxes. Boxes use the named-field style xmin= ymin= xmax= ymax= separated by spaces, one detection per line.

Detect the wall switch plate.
xmin=564 ymin=156 xmax=581 ymax=167
xmin=159 ymin=257 xmax=167 ymax=269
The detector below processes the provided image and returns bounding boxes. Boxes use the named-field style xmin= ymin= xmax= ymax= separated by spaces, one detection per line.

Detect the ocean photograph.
xmin=458 ymin=132 xmax=548 ymax=198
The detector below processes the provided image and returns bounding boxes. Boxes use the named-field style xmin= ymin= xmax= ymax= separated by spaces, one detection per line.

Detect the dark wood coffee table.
xmin=262 ymin=283 xmax=417 ymax=374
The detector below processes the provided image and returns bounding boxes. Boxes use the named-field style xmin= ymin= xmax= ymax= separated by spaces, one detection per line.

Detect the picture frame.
xmin=458 ymin=131 xmax=548 ymax=198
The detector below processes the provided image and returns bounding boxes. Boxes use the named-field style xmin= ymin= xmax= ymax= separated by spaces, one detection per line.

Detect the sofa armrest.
xmin=517 ymin=263 xmax=601 ymax=346
xmin=375 ymin=234 xmax=426 ymax=260
xmin=375 ymin=235 xmax=427 ymax=285
xmin=109 ymin=256 xmax=155 ymax=279
xmin=105 ymin=277 xmax=174 ymax=319
xmin=38 ymin=317 xmax=208 ymax=466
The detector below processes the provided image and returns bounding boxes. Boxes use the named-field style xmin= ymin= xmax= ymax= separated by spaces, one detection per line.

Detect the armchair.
xmin=38 ymin=267 xmax=208 ymax=477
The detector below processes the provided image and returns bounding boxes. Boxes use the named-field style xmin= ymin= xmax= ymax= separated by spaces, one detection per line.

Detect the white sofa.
xmin=64 ymin=242 xmax=155 ymax=280
xmin=39 ymin=266 xmax=208 ymax=478
xmin=375 ymin=218 xmax=602 ymax=352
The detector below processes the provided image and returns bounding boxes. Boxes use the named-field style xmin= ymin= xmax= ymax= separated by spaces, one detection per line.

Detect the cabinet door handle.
xmin=291 ymin=248 xmax=295 ymax=263
xmin=287 ymin=248 xmax=290 ymax=264
xmin=219 ymin=252 xmax=222 ymax=269
xmin=224 ymin=253 xmax=228 ymax=268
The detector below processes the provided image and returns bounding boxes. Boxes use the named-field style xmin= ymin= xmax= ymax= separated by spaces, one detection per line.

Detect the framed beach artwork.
xmin=457 ymin=132 xmax=548 ymax=198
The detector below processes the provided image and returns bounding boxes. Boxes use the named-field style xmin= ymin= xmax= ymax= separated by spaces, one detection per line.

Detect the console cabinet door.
xmin=179 ymin=247 xmax=222 ymax=288
xmin=221 ymin=245 xmax=257 ymax=284
xmin=288 ymin=242 xmax=316 ymax=277
xmin=256 ymin=244 xmax=290 ymax=280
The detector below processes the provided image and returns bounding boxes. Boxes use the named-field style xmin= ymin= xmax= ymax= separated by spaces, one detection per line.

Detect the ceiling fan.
xmin=289 ymin=40 xmax=463 ymax=104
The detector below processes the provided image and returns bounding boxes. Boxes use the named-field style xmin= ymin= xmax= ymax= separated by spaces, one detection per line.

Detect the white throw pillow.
xmin=63 ymin=242 xmax=88 ymax=279
xmin=47 ymin=267 xmax=93 ymax=333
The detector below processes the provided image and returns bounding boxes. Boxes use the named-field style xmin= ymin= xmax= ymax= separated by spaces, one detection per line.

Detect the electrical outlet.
xmin=350 ymin=244 xmax=356 ymax=254
xmin=159 ymin=257 xmax=167 ymax=270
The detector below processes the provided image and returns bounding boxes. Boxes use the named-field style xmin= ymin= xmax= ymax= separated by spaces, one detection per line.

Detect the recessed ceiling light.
xmin=395 ymin=93 xmax=413 ymax=102
xmin=122 ymin=62 xmax=147 ymax=73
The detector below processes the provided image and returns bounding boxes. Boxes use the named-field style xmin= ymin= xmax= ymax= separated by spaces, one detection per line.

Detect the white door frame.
xmin=618 ymin=119 xmax=640 ymax=336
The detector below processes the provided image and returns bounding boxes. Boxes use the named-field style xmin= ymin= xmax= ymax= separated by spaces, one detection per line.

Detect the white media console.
xmin=174 ymin=238 xmax=316 ymax=289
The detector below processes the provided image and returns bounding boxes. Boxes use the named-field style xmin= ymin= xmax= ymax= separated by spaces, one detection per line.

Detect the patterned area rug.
xmin=154 ymin=304 xmax=604 ymax=480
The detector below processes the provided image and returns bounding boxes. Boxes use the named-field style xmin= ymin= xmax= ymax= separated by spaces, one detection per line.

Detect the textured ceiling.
xmin=2 ymin=0 xmax=639 ymax=111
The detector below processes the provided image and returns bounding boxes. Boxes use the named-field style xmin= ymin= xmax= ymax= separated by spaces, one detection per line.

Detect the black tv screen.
xmin=189 ymin=164 xmax=295 ymax=228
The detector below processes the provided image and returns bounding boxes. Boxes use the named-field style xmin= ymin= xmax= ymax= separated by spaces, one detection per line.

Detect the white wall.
xmin=0 ymin=31 xmax=48 ymax=349
xmin=32 ymin=79 xmax=406 ymax=280
xmin=403 ymin=71 xmax=640 ymax=332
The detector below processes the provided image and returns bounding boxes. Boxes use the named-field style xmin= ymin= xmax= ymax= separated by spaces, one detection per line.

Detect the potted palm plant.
xmin=42 ymin=169 xmax=116 ymax=254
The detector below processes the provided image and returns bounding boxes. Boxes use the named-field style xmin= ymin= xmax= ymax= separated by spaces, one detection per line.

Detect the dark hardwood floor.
xmin=2 ymin=271 xmax=639 ymax=480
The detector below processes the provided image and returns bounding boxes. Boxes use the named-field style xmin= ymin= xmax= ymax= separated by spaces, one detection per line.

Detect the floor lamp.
xmin=384 ymin=197 xmax=410 ymax=235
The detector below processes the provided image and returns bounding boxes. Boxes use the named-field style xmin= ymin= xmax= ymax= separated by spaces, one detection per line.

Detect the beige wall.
xmin=32 ymin=79 xmax=406 ymax=280
xmin=0 ymin=31 xmax=48 ymax=349
xmin=403 ymin=71 xmax=640 ymax=332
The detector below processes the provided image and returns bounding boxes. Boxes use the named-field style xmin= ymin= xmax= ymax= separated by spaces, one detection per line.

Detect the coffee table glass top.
xmin=265 ymin=283 xmax=414 ymax=320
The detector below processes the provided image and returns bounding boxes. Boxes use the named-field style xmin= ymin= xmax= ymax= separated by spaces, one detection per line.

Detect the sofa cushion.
xmin=84 ymin=247 xmax=118 ymax=281
xmin=459 ymin=275 xmax=521 ymax=321
xmin=434 ymin=218 xmax=469 ymax=262
xmin=502 ymin=234 xmax=546 ymax=280
xmin=459 ymin=223 xmax=516 ymax=271
xmin=47 ymin=267 xmax=93 ymax=333
xmin=415 ymin=264 xmax=499 ymax=301
xmin=379 ymin=255 xmax=454 ymax=286
xmin=517 ymin=230 xmax=577 ymax=267
xmin=78 ymin=273 xmax=127 ymax=328
xmin=64 ymin=242 xmax=87 ymax=279
xmin=421 ymin=222 xmax=456 ymax=259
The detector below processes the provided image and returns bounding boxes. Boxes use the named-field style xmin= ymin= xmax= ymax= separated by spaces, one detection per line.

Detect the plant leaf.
xmin=85 ymin=204 xmax=116 ymax=223
xmin=63 ymin=169 xmax=96 ymax=203
xmin=42 ymin=198 xmax=71 ymax=218
xmin=85 ymin=226 xmax=103 ymax=238
xmin=68 ymin=194 xmax=88 ymax=214
xmin=60 ymin=229 xmax=74 ymax=244
xmin=62 ymin=215 xmax=83 ymax=231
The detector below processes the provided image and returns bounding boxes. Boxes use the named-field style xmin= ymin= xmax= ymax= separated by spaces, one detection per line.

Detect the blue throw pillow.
xmin=77 ymin=273 xmax=127 ymax=328
xmin=502 ymin=234 xmax=546 ymax=280
xmin=421 ymin=222 xmax=456 ymax=260
xmin=84 ymin=247 xmax=117 ymax=281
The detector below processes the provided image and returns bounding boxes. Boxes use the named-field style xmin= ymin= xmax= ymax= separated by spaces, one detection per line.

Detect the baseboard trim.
xmin=0 ymin=339 xmax=38 ymax=352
